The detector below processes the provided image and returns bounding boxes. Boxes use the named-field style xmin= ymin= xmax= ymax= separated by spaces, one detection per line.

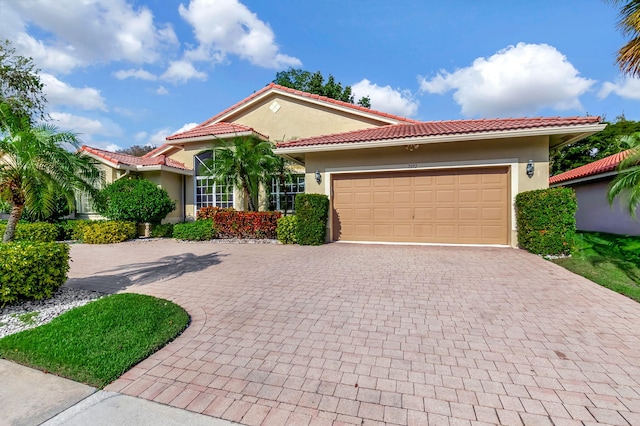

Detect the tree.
xmin=606 ymin=1 xmax=640 ymax=77
xmin=116 ymin=145 xmax=156 ymax=157
xmin=97 ymin=178 xmax=175 ymax=224
xmin=0 ymin=102 xmax=101 ymax=242
xmin=269 ymin=155 xmax=297 ymax=215
xmin=205 ymin=136 xmax=277 ymax=211
xmin=0 ymin=40 xmax=46 ymax=121
xmin=274 ymin=68 xmax=371 ymax=108
xmin=608 ymin=147 xmax=640 ymax=218
xmin=550 ymin=118 xmax=640 ymax=175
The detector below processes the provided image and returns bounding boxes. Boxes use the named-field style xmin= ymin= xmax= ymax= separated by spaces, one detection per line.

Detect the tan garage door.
xmin=332 ymin=167 xmax=509 ymax=244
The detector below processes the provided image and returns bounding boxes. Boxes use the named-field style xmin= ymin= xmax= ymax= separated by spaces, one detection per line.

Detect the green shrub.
xmin=515 ymin=187 xmax=577 ymax=256
xmin=151 ymin=223 xmax=174 ymax=238
xmin=0 ymin=242 xmax=70 ymax=306
xmin=0 ymin=199 xmax=10 ymax=214
xmin=0 ymin=222 xmax=58 ymax=242
xmin=56 ymin=220 xmax=93 ymax=241
xmin=173 ymin=220 xmax=216 ymax=241
xmin=82 ymin=221 xmax=137 ymax=244
xmin=22 ymin=193 xmax=73 ymax=223
xmin=294 ymin=194 xmax=329 ymax=245
xmin=277 ymin=215 xmax=298 ymax=244
xmin=97 ymin=178 xmax=176 ymax=224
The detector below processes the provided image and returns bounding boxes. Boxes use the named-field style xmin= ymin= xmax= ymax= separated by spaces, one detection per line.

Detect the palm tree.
xmin=0 ymin=102 xmax=101 ymax=242
xmin=607 ymin=0 xmax=640 ymax=77
xmin=608 ymin=147 xmax=640 ymax=219
xmin=205 ymin=135 xmax=277 ymax=211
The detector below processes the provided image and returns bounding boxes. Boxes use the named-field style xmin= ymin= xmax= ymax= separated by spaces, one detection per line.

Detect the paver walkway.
xmin=67 ymin=240 xmax=640 ymax=425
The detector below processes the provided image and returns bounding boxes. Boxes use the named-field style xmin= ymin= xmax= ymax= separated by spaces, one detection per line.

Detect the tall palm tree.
xmin=608 ymin=0 xmax=640 ymax=77
xmin=205 ymin=135 xmax=277 ymax=211
xmin=608 ymin=147 xmax=640 ymax=219
xmin=0 ymin=102 xmax=101 ymax=242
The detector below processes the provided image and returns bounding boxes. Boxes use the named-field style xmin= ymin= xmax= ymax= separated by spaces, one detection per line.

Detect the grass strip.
xmin=0 ymin=293 xmax=189 ymax=388
xmin=553 ymin=231 xmax=640 ymax=302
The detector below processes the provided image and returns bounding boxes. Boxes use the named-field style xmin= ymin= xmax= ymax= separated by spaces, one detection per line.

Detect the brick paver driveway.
xmin=67 ymin=240 xmax=640 ymax=425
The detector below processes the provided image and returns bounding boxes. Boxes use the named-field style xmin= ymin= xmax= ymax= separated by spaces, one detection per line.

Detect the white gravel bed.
xmin=0 ymin=287 xmax=105 ymax=338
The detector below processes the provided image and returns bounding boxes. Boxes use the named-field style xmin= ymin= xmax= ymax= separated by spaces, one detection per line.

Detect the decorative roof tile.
xmin=81 ymin=146 xmax=188 ymax=170
xmin=549 ymin=149 xmax=632 ymax=185
xmin=166 ymin=122 xmax=266 ymax=141
xmin=276 ymin=116 xmax=603 ymax=149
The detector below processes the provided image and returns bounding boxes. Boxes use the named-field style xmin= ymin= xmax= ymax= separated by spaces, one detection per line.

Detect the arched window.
xmin=194 ymin=151 xmax=233 ymax=210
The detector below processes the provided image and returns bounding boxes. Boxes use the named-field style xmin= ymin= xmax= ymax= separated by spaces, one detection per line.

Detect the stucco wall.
xmin=228 ymin=94 xmax=393 ymax=142
xmin=301 ymin=135 xmax=550 ymax=246
xmin=140 ymin=170 xmax=184 ymax=224
xmin=572 ymin=179 xmax=640 ymax=236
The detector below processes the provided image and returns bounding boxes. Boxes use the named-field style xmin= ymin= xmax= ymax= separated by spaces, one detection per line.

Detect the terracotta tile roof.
xmin=276 ymin=116 xmax=603 ymax=149
xmin=190 ymin=82 xmax=421 ymax=130
xmin=549 ymin=149 xmax=633 ymax=185
xmin=81 ymin=145 xmax=188 ymax=170
xmin=166 ymin=122 xmax=265 ymax=141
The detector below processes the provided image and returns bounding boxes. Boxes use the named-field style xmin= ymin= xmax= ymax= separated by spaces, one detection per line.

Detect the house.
xmin=81 ymin=82 xmax=605 ymax=246
xmin=549 ymin=149 xmax=639 ymax=236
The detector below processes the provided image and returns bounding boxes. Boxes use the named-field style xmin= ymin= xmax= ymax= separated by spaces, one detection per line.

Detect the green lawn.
xmin=0 ymin=293 xmax=189 ymax=388
xmin=553 ymin=232 xmax=640 ymax=302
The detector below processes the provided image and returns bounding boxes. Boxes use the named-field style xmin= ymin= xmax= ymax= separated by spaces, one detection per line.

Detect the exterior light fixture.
xmin=526 ymin=160 xmax=535 ymax=178
xmin=315 ymin=170 xmax=322 ymax=184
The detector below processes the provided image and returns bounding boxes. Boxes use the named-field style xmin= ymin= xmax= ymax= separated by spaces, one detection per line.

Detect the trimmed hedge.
xmin=294 ymin=194 xmax=329 ymax=245
xmin=97 ymin=178 xmax=176 ymax=224
xmin=0 ymin=222 xmax=58 ymax=242
xmin=515 ymin=187 xmax=577 ymax=256
xmin=151 ymin=223 xmax=174 ymax=238
xmin=173 ymin=220 xmax=216 ymax=241
xmin=82 ymin=221 xmax=137 ymax=244
xmin=277 ymin=215 xmax=297 ymax=244
xmin=56 ymin=220 xmax=93 ymax=241
xmin=0 ymin=242 xmax=70 ymax=306
xmin=197 ymin=207 xmax=281 ymax=239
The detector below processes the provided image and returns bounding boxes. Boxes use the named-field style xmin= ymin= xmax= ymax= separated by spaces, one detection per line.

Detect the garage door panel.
xmin=332 ymin=167 xmax=508 ymax=244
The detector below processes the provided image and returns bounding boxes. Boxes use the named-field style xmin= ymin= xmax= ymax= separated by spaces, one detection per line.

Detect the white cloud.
xmin=160 ymin=60 xmax=207 ymax=84
xmin=598 ymin=76 xmax=640 ymax=100
xmin=146 ymin=122 xmax=198 ymax=146
xmin=41 ymin=74 xmax=107 ymax=111
xmin=1 ymin=0 xmax=178 ymax=73
xmin=49 ymin=112 xmax=124 ymax=139
xmin=156 ymin=85 xmax=169 ymax=95
xmin=352 ymin=79 xmax=419 ymax=117
xmin=113 ymin=68 xmax=158 ymax=81
xmin=419 ymin=43 xmax=595 ymax=117
xmin=178 ymin=0 xmax=301 ymax=69
xmin=134 ymin=131 xmax=148 ymax=142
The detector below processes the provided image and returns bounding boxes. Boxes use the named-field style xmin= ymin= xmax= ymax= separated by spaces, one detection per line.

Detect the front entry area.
xmin=331 ymin=167 xmax=510 ymax=244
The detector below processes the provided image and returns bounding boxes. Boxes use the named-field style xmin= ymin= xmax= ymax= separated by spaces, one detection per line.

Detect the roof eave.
xmin=165 ymin=130 xmax=260 ymax=145
xmin=136 ymin=164 xmax=193 ymax=175
xmin=550 ymin=170 xmax=618 ymax=187
xmin=274 ymin=124 xmax=606 ymax=155
xmin=550 ymin=123 xmax=607 ymax=150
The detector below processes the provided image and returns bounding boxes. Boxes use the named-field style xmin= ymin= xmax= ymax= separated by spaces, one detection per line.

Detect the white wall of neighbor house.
xmin=572 ymin=179 xmax=640 ymax=236
xmin=301 ymin=135 xmax=550 ymax=246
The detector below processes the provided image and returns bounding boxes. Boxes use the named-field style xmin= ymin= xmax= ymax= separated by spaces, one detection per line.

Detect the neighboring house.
xmin=549 ymin=149 xmax=639 ymax=236
xmin=81 ymin=82 xmax=605 ymax=246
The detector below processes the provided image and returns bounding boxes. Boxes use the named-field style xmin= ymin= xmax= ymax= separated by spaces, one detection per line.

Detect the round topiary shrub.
xmin=97 ymin=178 xmax=175 ymax=224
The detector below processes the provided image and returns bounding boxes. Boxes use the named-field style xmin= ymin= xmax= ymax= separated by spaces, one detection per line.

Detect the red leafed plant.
xmin=196 ymin=207 xmax=280 ymax=239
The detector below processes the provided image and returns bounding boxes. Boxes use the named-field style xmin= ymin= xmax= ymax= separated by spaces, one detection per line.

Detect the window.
xmin=194 ymin=151 xmax=234 ymax=210
xmin=76 ymin=169 xmax=105 ymax=214
xmin=270 ymin=174 xmax=305 ymax=212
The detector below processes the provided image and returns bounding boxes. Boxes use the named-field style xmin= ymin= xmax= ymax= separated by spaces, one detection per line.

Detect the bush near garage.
xmin=151 ymin=223 xmax=174 ymax=238
xmin=515 ymin=187 xmax=577 ymax=256
xmin=0 ymin=222 xmax=58 ymax=242
xmin=173 ymin=220 xmax=217 ymax=241
xmin=294 ymin=194 xmax=329 ymax=246
xmin=81 ymin=221 xmax=137 ymax=244
xmin=197 ymin=207 xmax=281 ymax=239
xmin=0 ymin=242 xmax=70 ymax=306
xmin=277 ymin=215 xmax=297 ymax=244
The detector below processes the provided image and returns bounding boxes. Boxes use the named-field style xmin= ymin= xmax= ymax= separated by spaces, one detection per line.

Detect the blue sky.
xmin=2 ymin=0 xmax=638 ymax=151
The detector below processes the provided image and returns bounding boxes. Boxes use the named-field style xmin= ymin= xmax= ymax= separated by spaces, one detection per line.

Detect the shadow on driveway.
xmin=66 ymin=252 xmax=225 ymax=293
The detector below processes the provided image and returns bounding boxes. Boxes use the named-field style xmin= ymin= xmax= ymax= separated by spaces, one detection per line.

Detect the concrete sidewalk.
xmin=0 ymin=359 xmax=238 ymax=426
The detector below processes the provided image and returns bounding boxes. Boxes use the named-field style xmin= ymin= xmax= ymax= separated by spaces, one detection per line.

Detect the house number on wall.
xmin=408 ymin=164 xmax=418 ymax=168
